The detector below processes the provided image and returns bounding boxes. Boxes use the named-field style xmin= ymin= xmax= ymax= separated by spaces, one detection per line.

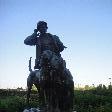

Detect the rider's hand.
xmin=34 ymin=29 xmax=38 ymax=33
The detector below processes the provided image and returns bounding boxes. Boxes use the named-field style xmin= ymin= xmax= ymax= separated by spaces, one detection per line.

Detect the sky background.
xmin=0 ymin=0 xmax=112 ymax=89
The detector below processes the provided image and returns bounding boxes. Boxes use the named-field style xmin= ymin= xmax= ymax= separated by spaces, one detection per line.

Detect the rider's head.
xmin=37 ymin=21 xmax=48 ymax=34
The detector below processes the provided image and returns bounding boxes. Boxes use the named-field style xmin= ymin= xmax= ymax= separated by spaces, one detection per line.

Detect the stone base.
xmin=23 ymin=108 xmax=76 ymax=112
xmin=23 ymin=108 xmax=41 ymax=112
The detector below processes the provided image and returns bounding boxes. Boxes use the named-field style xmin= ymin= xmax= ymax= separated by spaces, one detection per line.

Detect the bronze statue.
xmin=24 ymin=21 xmax=74 ymax=112
xmin=39 ymin=50 xmax=74 ymax=112
xmin=24 ymin=21 xmax=66 ymax=69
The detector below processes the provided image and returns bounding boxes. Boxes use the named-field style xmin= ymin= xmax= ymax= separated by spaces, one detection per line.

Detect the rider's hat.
xmin=37 ymin=21 xmax=48 ymax=30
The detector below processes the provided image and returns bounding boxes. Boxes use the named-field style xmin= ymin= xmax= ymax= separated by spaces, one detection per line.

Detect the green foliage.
xmin=74 ymin=84 xmax=112 ymax=112
xmin=0 ymin=96 xmax=26 ymax=112
xmin=0 ymin=90 xmax=39 ymax=112
xmin=32 ymin=84 xmax=38 ymax=91
xmin=0 ymin=84 xmax=112 ymax=112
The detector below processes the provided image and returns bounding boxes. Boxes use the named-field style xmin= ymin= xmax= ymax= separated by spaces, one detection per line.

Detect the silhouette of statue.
xmin=24 ymin=21 xmax=74 ymax=112
xmin=24 ymin=21 xmax=66 ymax=69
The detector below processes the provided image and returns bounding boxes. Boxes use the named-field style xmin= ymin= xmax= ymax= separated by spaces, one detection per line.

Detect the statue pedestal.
xmin=23 ymin=108 xmax=76 ymax=112
xmin=23 ymin=108 xmax=40 ymax=112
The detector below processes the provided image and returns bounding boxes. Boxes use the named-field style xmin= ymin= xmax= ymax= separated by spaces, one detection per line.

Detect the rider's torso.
xmin=38 ymin=33 xmax=56 ymax=53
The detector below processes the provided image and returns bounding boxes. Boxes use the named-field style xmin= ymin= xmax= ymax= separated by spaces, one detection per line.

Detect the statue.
xmin=24 ymin=21 xmax=66 ymax=69
xmin=24 ymin=21 xmax=74 ymax=112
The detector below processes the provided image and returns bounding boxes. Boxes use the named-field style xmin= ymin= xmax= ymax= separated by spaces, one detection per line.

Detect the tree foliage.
xmin=0 ymin=84 xmax=112 ymax=112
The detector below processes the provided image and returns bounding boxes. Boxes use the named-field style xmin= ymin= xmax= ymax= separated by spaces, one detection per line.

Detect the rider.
xmin=24 ymin=21 xmax=66 ymax=69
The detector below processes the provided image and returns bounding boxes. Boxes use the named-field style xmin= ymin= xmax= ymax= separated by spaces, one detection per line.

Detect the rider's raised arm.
xmin=24 ymin=30 xmax=38 ymax=46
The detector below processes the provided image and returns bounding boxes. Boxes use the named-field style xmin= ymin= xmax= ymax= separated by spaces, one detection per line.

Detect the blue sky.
xmin=0 ymin=0 xmax=112 ymax=88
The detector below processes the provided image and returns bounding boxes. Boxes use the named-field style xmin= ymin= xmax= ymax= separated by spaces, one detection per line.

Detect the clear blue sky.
xmin=0 ymin=0 xmax=112 ymax=88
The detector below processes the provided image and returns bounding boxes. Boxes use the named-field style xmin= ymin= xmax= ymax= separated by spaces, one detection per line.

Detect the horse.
xmin=39 ymin=50 xmax=74 ymax=112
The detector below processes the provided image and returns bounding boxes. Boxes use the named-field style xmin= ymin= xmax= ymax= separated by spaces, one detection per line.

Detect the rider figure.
xmin=24 ymin=21 xmax=66 ymax=69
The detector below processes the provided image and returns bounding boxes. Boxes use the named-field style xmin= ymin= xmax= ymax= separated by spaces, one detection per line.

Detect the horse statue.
xmin=39 ymin=50 xmax=74 ymax=112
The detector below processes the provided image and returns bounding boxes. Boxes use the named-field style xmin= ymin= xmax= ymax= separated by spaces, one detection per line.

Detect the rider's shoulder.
xmin=46 ymin=33 xmax=52 ymax=36
xmin=46 ymin=33 xmax=60 ymax=41
xmin=47 ymin=33 xmax=59 ymax=38
xmin=53 ymin=35 xmax=59 ymax=39
xmin=52 ymin=35 xmax=61 ymax=43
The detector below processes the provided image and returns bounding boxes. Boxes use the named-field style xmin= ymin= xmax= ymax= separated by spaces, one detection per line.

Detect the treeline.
xmin=0 ymin=84 xmax=112 ymax=112
xmin=0 ymin=89 xmax=26 ymax=97
xmin=74 ymin=84 xmax=112 ymax=112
